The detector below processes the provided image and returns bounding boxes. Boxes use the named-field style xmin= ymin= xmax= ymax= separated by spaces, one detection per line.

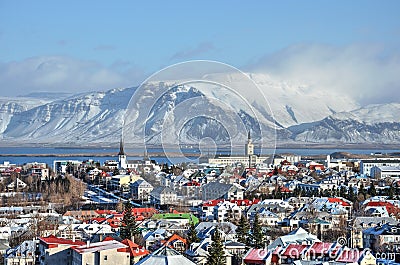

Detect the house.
xmin=280 ymin=243 xmax=309 ymax=264
xmin=162 ymin=233 xmax=187 ymax=252
xmin=303 ymin=242 xmax=341 ymax=261
xmin=185 ymin=236 xmax=232 ymax=265
xmin=151 ymin=213 xmax=199 ymax=226
xmin=243 ymin=248 xmax=272 ymax=265
xmin=335 ymin=248 xmax=376 ymax=265
xmin=201 ymin=182 xmax=244 ymax=201
xmin=142 ymin=228 xmax=169 ymax=249
xmin=350 ymin=217 xmax=398 ymax=248
xmin=150 ymin=186 xmax=177 ymax=205
xmin=363 ymin=223 xmax=400 ymax=252
xmin=120 ymin=238 xmax=149 ymax=264
xmin=7 ymin=178 xmax=27 ymax=192
xmin=37 ymin=235 xmax=85 ymax=265
xmin=4 ymin=240 xmax=36 ymax=265
xmin=213 ymin=201 xmax=242 ymax=222
xmin=268 ymin=228 xmax=320 ymax=250
xmin=130 ymin=179 xmax=153 ymax=201
xmin=71 ymin=240 xmax=130 ymax=265
xmin=108 ymin=174 xmax=133 ymax=192
xmin=137 ymin=246 xmax=196 ymax=265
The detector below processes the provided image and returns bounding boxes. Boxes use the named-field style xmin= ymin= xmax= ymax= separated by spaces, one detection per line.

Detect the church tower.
xmin=245 ymin=131 xmax=254 ymax=156
xmin=118 ymin=139 xmax=127 ymax=169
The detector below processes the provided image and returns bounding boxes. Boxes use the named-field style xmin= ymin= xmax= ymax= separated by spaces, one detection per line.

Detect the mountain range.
xmin=0 ymin=73 xmax=399 ymax=147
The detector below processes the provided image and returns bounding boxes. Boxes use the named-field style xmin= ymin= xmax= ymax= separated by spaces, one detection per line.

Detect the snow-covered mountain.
xmin=0 ymin=73 xmax=398 ymax=146
xmin=2 ymin=88 xmax=134 ymax=144
xmin=288 ymin=103 xmax=400 ymax=144
xmin=0 ymin=97 xmax=50 ymax=135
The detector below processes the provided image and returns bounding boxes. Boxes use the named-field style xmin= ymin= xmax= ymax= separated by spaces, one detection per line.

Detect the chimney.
xmin=87 ymin=241 xmax=90 ymax=248
xmin=72 ymin=235 xmax=75 ymax=242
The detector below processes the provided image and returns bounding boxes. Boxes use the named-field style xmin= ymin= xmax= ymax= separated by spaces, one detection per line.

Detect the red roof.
xmin=203 ymin=199 xmax=224 ymax=207
xmin=244 ymin=249 xmax=270 ymax=264
xmin=366 ymin=201 xmax=400 ymax=215
xmin=305 ymin=242 xmax=334 ymax=256
xmin=39 ymin=235 xmax=85 ymax=248
xmin=281 ymin=244 xmax=309 ymax=259
xmin=280 ymin=186 xmax=291 ymax=193
xmin=121 ymin=239 xmax=149 ymax=257
xmin=336 ymin=249 xmax=361 ymax=263
xmin=328 ymin=198 xmax=351 ymax=207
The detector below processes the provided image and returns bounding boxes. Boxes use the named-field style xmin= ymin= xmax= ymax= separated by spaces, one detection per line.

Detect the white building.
xmin=72 ymin=240 xmax=130 ymax=265
xmin=370 ymin=166 xmax=400 ymax=179
xmin=360 ymin=158 xmax=400 ymax=176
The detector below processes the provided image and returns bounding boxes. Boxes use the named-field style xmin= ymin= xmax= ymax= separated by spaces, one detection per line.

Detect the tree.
xmin=120 ymin=201 xmax=140 ymax=242
xmin=207 ymin=226 xmax=226 ymax=265
xmin=369 ymin=182 xmax=377 ymax=197
xmin=236 ymin=215 xmax=250 ymax=245
xmin=250 ymin=213 xmax=265 ymax=248
xmin=186 ymin=222 xmax=200 ymax=247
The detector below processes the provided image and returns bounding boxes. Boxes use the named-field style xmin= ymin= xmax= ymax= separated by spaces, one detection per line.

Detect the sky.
xmin=0 ymin=1 xmax=400 ymax=105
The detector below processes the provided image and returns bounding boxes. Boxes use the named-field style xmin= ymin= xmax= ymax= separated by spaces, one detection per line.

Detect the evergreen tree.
xmin=207 ymin=227 xmax=226 ymax=265
xmin=348 ymin=185 xmax=355 ymax=202
xmin=236 ymin=215 xmax=250 ymax=245
xmin=250 ymin=213 xmax=265 ymax=248
xmin=339 ymin=186 xmax=346 ymax=198
xmin=359 ymin=183 xmax=366 ymax=197
xmin=369 ymin=182 xmax=377 ymax=197
xmin=186 ymin=222 xmax=200 ymax=246
xmin=387 ymin=186 xmax=395 ymax=199
xmin=120 ymin=201 xmax=140 ymax=241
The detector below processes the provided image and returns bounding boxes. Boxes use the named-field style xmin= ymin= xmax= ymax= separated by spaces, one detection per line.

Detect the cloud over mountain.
xmin=249 ymin=43 xmax=400 ymax=105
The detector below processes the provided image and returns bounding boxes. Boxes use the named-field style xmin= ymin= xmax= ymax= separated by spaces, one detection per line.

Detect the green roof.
xmin=151 ymin=213 xmax=199 ymax=225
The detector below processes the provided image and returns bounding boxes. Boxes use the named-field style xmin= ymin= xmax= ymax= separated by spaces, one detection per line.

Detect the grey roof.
xmin=353 ymin=216 xmax=399 ymax=228
xmin=136 ymin=246 xmax=196 ymax=265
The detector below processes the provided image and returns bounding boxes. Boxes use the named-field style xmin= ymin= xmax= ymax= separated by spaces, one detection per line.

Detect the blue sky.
xmin=1 ymin=0 xmax=400 ymax=104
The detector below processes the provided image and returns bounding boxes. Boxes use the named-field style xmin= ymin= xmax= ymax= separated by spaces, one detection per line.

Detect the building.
xmin=200 ymin=132 xmax=271 ymax=167
xmin=137 ymin=246 xmax=196 ymax=265
xmin=150 ymin=186 xmax=177 ymax=205
xmin=118 ymin=139 xmax=127 ymax=169
xmin=201 ymin=182 xmax=245 ymax=201
xmin=71 ymin=240 xmax=130 ymax=265
xmin=37 ymin=235 xmax=85 ymax=265
xmin=4 ymin=240 xmax=36 ymax=265
xmin=371 ymin=166 xmax=400 ymax=179
xmin=350 ymin=217 xmax=398 ymax=248
xmin=363 ymin=223 xmax=400 ymax=252
xmin=53 ymin=160 xmax=81 ymax=175
xmin=130 ymin=179 xmax=153 ymax=201
xmin=360 ymin=159 xmax=400 ymax=176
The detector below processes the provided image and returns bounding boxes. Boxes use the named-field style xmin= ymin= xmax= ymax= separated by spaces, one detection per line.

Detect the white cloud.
xmin=0 ymin=56 xmax=146 ymax=96
xmin=248 ymin=43 xmax=400 ymax=105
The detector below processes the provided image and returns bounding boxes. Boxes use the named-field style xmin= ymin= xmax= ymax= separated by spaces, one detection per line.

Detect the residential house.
xmin=137 ymin=246 xmax=196 ymax=265
xmin=363 ymin=223 xmax=400 ymax=252
xmin=351 ymin=217 xmax=398 ymax=248
xmin=4 ymin=240 xmax=36 ymax=265
xmin=130 ymin=179 xmax=153 ymax=201
xmin=150 ymin=186 xmax=177 ymax=205
xmin=71 ymin=240 xmax=130 ymax=265
xmin=201 ymin=182 xmax=244 ymax=201
xmin=37 ymin=235 xmax=85 ymax=265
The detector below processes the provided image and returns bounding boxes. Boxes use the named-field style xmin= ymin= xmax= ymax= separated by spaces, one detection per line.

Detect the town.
xmin=1 ymin=135 xmax=400 ymax=265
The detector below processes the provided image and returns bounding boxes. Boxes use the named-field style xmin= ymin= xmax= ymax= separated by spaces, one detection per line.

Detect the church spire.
xmin=118 ymin=138 xmax=125 ymax=156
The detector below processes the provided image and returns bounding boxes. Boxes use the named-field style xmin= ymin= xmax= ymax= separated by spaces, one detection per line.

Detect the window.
xmin=104 ymin=255 xmax=108 ymax=260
